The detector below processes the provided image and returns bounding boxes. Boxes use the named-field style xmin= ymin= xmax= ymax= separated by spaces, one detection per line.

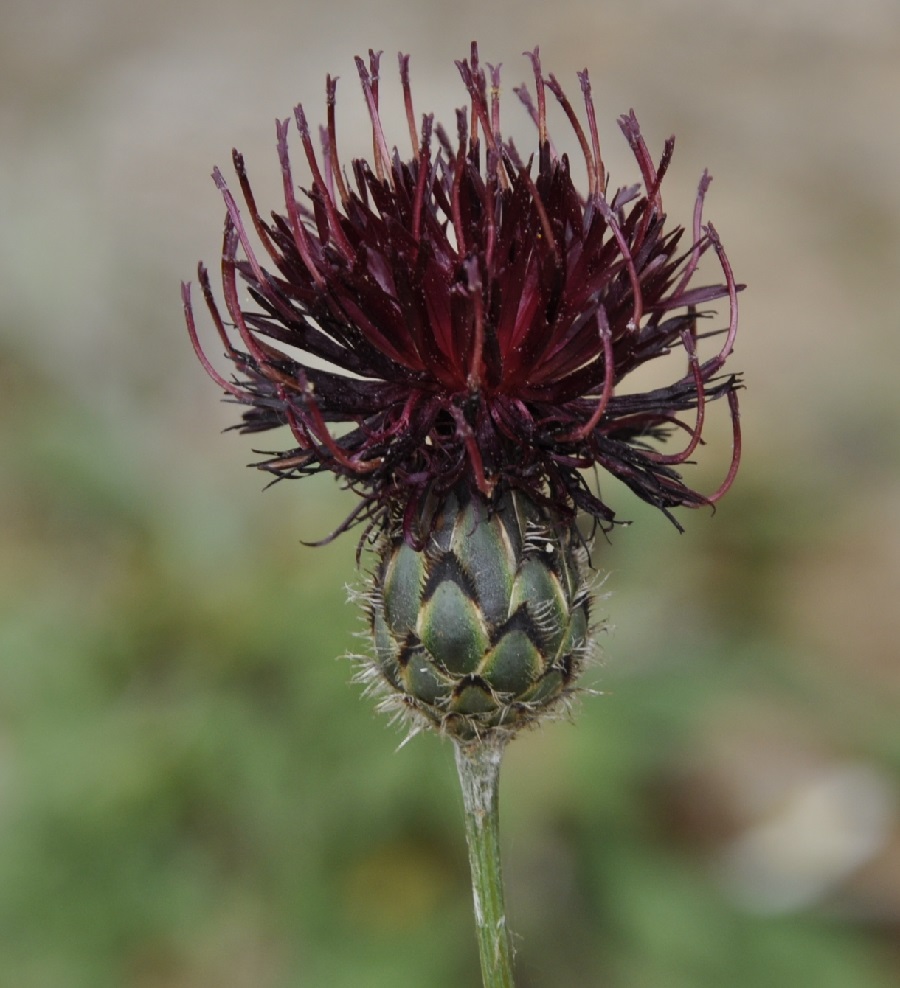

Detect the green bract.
xmin=366 ymin=490 xmax=593 ymax=740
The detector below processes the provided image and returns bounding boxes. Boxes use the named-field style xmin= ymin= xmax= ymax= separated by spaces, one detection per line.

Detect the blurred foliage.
xmin=1 ymin=340 xmax=898 ymax=988
xmin=3 ymin=2 xmax=900 ymax=985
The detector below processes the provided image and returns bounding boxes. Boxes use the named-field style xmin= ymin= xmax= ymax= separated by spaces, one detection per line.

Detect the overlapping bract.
xmin=366 ymin=488 xmax=592 ymax=738
xmin=183 ymin=44 xmax=742 ymax=544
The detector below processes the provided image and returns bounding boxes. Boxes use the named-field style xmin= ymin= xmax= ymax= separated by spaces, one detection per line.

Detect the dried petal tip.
xmin=184 ymin=44 xmax=744 ymax=546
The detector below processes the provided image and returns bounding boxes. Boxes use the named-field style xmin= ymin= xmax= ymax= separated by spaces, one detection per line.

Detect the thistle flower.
xmin=182 ymin=44 xmax=742 ymax=739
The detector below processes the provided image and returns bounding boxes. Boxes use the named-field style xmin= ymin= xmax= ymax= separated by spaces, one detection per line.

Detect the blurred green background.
xmin=2 ymin=1 xmax=900 ymax=986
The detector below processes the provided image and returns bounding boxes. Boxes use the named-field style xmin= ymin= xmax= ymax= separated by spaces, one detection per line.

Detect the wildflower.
xmin=182 ymin=44 xmax=742 ymax=738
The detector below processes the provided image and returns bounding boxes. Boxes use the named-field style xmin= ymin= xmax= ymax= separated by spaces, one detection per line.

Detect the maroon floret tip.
xmin=183 ymin=44 xmax=744 ymax=545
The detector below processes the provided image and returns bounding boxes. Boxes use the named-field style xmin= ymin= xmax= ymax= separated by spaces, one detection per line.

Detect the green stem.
xmin=454 ymin=738 xmax=516 ymax=988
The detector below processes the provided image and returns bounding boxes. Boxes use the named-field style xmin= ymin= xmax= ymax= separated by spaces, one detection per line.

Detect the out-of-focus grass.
xmin=0 ymin=351 xmax=476 ymax=988
xmin=2 ymin=343 xmax=898 ymax=988
xmin=3 ymin=2 xmax=900 ymax=984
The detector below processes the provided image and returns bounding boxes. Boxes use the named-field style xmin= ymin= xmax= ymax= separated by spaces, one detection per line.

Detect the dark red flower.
xmin=183 ymin=44 xmax=742 ymax=545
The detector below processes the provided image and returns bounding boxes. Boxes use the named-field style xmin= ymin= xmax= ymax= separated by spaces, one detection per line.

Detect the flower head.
xmin=183 ymin=44 xmax=742 ymax=546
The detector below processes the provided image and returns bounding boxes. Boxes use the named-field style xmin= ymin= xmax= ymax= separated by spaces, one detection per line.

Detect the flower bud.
xmin=365 ymin=490 xmax=593 ymax=740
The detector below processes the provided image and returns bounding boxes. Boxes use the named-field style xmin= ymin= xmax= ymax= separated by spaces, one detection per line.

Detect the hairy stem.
xmin=454 ymin=738 xmax=516 ymax=988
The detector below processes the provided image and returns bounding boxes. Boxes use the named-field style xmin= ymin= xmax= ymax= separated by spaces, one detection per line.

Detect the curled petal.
xmin=185 ymin=46 xmax=744 ymax=544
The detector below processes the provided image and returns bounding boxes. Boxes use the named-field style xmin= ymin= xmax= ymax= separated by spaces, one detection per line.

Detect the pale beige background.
xmin=7 ymin=0 xmax=899 ymax=674
xmin=2 ymin=0 xmax=900 ymax=983
xmin=4 ymin=0 xmax=899 ymax=492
